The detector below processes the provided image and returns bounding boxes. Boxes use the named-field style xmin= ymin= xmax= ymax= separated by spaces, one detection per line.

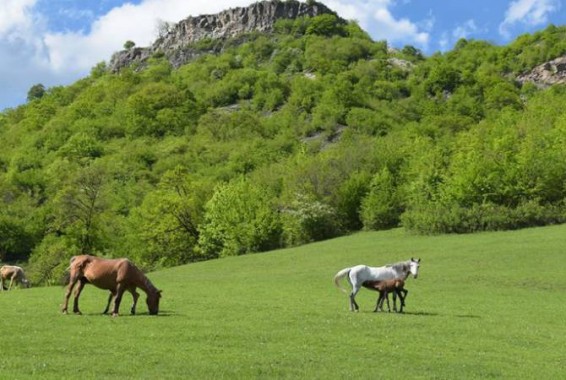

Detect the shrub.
xmin=401 ymin=200 xmax=566 ymax=234
xmin=281 ymin=192 xmax=340 ymax=246
xmin=28 ymin=235 xmax=79 ymax=286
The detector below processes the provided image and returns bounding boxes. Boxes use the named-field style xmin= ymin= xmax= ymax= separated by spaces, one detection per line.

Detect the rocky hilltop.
xmin=109 ymin=0 xmax=339 ymax=71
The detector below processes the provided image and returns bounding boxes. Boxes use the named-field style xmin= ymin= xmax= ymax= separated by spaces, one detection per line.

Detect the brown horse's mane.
xmin=137 ymin=266 xmax=159 ymax=294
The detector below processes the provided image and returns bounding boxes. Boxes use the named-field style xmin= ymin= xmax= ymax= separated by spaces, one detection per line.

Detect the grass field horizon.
xmin=1 ymin=225 xmax=565 ymax=378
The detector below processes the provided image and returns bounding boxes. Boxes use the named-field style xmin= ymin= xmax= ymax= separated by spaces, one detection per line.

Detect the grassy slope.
xmin=1 ymin=225 xmax=565 ymax=378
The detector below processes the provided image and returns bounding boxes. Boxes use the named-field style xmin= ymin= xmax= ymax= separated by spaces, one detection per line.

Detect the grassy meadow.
xmin=1 ymin=225 xmax=565 ymax=378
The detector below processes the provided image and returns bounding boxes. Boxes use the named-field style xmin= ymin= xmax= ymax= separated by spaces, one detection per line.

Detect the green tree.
xmin=124 ymin=40 xmax=136 ymax=50
xmin=198 ymin=178 xmax=281 ymax=257
xmin=361 ymin=167 xmax=401 ymax=230
xmin=50 ymin=166 xmax=108 ymax=253
xmin=306 ymin=14 xmax=344 ymax=37
xmin=126 ymin=168 xmax=210 ymax=268
xmin=27 ymin=84 xmax=46 ymax=102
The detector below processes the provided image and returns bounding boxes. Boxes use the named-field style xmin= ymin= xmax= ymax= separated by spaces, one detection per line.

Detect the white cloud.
xmin=453 ymin=20 xmax=478 ymax=40
xmin=0 ymin=0 xmax=37 ymax=36
xmin=373 ymin=8 xmax=429 ymax=46
xmin=0 ymin=0 xmax=255 ymax=109
xmin=322 ymin=0 xmax=430 ymax=48
xmin=43 ymin=0 xmax=256 ymax=73
xmin=499 ymin=0 xmax=560 ymax=38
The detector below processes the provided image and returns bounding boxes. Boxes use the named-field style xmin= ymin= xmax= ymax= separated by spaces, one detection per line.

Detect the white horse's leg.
xmin=349 ymin=284 xmax=361 ymax=312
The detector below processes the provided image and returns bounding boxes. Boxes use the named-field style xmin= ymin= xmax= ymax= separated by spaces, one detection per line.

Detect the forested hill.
xmin=1 ymin=0 xmax=566 ymax=284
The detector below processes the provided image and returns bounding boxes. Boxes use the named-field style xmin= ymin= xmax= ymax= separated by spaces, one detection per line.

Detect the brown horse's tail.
xmin=62 ymin=256 xmax=79 ymax=286
xmin=333 ymin=268 xmax=351 ymax=293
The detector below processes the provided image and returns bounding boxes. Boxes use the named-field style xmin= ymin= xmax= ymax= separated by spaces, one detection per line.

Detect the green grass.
xmin=1 ymin=225 xmax=566 ymax=379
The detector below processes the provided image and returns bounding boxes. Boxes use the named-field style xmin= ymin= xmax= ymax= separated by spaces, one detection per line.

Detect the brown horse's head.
xmin=147 ymin=289 xmax=162 ymax=315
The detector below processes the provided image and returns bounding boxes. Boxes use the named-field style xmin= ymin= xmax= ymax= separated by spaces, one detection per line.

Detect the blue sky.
xmin=0 ymin=0 xmax=564 ymax=111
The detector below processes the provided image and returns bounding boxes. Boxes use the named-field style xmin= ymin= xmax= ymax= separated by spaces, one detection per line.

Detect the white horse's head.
xmin=21 ymin=278 xmax=31 ymax=288
xmin=409 ymin=258 xmax=421 ymax=279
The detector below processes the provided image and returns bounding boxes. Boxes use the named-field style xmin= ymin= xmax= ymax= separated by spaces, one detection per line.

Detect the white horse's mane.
xmin=385 ymin=261 xmax=410 ymax=270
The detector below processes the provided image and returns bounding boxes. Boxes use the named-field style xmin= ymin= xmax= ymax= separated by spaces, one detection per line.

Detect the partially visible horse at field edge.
xmin=334 ymin=258 xmax=420 ymax=312
xmin=0 ymin=265 xmax=31 ymax=291
xmin=363 ymin=278 xmax=408 ymax=313
xmin=62 ymin=255 xmax=161 ymax=316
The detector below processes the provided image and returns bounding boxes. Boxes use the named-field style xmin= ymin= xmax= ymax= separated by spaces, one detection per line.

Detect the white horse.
xmin=334 ymin=258 xmax=420 ymax=311
xmin=0 ymin=265 xmax=31 ymax=291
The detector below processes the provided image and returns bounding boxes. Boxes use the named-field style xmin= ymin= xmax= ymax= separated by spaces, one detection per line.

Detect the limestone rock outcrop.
xmin=517 ymin=55 xmax=566 ymax=87
xmin=109 ymin=0 xmax=338 ymax=71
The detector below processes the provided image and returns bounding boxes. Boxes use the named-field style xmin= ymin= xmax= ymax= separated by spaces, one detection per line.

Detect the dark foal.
xmin=362 ymin=278 xmax=408 ymax=313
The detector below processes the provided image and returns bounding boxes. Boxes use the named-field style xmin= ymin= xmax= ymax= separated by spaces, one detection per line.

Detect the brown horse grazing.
xmin=0 ymin=265 xmax=31 ymax=290
xmin=363 ymin=278 xmax=408 ymax=313
xmin=62 ymin=255 xmax=161 ymax=316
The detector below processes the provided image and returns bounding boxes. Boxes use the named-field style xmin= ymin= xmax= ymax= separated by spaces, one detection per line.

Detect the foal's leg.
xmin=400 ymin=289 xmax=408 ymax=306
xmin=393 ymin=291 xmax=398 ymax=312
xmin=383 ymin=290 xmax=391 ymax=312
xmin=399 ymin=288 xmax=408 ymax=312
xmin=374 ymin=291 xmax=383 ymax=312
xmin=393 ymin=290 xmax=404 ymax=313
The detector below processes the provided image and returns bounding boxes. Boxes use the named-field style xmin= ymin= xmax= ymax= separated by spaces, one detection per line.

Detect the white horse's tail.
xmin=333 ymin=268 xmax=351 ymax=293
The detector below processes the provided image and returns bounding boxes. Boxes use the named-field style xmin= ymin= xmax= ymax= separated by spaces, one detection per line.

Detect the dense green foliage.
xmin=1 ymin=226 xmax=565 ymax=378
xmin=1 ymin=14 xmax=566 ymax=279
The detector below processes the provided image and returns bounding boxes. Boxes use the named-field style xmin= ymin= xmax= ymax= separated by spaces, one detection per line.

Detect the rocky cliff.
xmin=109 ymin=0 xmax=339 ymax=71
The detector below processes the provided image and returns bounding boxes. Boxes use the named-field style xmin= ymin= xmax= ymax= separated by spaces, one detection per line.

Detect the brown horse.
xmin=363 ymin=278 xmax=408 ymax=313
xmin=62 ymin=255 xmax=161 ymax=316
xmin=0 ymin=265 xmax=31 ymax=290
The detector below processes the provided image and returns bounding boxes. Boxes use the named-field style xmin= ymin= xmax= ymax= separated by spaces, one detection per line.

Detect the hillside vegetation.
xmin=1 ymin=11 xmax=566 ymax=281
xmin=0 ymin=226 xmax=565 ymax=378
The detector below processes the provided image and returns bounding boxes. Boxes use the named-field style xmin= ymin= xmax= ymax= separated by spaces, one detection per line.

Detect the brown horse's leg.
xmin=62 ymin=274 xmax=81 ymax=314
xmin=111 ymin=284 xmax=127 ymax=317
xmin=72 ymin=279 xmax=87 ymax=314
xmin=129 ymin=288 xmax=140 ymax=315
xmin=102 ymin=292 xmax=115 ymax=314
xmin=8 ymin=274 xmax=15 ymax=291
